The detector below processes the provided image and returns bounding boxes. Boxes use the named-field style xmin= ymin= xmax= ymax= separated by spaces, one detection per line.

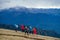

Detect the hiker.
xmin=15 ymin=24 xmax=18 ymax=32
xmin=25 ymin=26 xmax=29 ymax=35
xmin=21 ymin=24 xmax=25 ymax=32
xmin=29 ymin=26 xmax=33 ymax=34
xmin=33 ymin=27 xmax=37 ymax=34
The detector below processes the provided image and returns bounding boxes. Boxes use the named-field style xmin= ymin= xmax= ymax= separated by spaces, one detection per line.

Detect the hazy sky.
xmin=0 ymin=0 xmax=60 ymax=9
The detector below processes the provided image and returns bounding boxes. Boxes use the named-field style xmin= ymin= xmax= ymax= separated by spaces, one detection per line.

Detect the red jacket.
xmin=33 ymin=28 xmax=37 ymax=34
xmin=21 ymin=25 xmax=25 ymax=30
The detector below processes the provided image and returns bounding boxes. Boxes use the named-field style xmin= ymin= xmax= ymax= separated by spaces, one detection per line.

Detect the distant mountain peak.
xmin=0 ymin=6 xmax=60 ymax=16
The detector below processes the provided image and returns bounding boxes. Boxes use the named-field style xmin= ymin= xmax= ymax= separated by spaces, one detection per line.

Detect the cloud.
xmin=0 ymin=0 xmax=60 ymax=9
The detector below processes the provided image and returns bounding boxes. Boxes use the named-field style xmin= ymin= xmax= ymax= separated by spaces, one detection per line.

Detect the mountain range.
xmin=0 ymin=7 xmax=60 ymax=37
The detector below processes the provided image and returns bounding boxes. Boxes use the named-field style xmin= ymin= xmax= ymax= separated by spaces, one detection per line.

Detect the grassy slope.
xmin=0 ymin=28 xmax=60 ymax=40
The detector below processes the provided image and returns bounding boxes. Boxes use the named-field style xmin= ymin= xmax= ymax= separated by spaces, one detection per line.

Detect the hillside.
xmin=0 ymin=28 xmax=60 ymax=40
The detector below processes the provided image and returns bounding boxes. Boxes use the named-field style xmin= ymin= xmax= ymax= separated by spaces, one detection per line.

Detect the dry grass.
xmin=0 ymin=28 xmax=60 ymax=40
